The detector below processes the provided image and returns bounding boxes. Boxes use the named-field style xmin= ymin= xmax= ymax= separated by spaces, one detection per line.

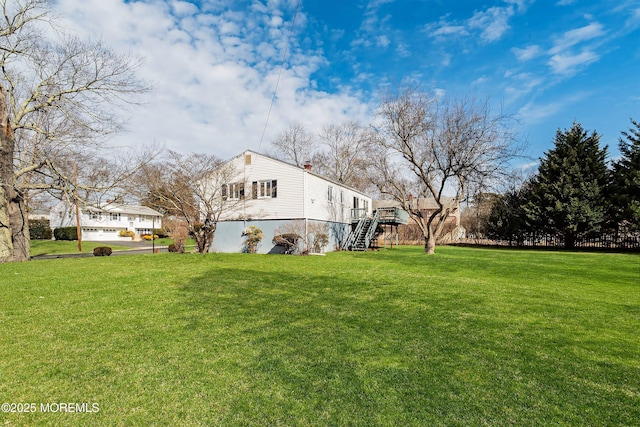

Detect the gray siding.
xmin=213 ymin=219 xmax=350 ymax=254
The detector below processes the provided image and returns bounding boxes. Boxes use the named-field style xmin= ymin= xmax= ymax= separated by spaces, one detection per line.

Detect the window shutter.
xmin=239 ymin=182 xmax=245 ymax=200
xmin=271 ymin=180 xmax=277 ymax=198
xmin=252 ymin=181 xmax=258 ymax=199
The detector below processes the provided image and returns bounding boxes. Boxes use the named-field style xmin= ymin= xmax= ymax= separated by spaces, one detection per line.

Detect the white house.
xmin=50 ymin=201 xmax=162 ymax=241
xmin=212 ymin=150 xmax=373 ymax=253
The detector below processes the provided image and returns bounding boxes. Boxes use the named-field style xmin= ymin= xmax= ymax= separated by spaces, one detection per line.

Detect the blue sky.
xmin=53 ymin=0 xmax=640 ymax=166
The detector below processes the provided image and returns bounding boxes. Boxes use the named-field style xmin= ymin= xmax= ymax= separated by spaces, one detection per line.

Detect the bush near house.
xmin=28 ymin=219 xmax=52 ymax=240
xmin=272 ymin=233 xmax=300 ymax=254
xmin=53 ymin=226 xmax=78 ymax=241
xmin=142 ymin=234 xmax=159 ymax=241
xmin=119 ymin=230 xmax=135 ymax=238
xmin=242 ymin=226 xmax=264 ymax=254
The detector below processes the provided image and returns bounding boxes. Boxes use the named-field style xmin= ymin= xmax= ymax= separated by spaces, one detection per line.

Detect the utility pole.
xmin=74 ymin=163 xmax=82 ymax=252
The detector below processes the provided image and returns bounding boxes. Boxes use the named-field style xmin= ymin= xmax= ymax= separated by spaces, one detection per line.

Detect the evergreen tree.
xmin=486 ymin=184 xmax=532 ymax=245
xmin=529 ymin=122 xmax=609 ymax=248
xmin=610 ymin=119 xmax=640 ymax=231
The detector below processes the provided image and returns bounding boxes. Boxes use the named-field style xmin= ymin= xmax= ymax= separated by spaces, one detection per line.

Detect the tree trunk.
xmin=0 ymin=86 xmax=15 ymax=263
xmin=424 ymin=235 xmax=436 ymax=254
xmin=0 ymin=185 xmax=12 ymax=263
xmin=564 ymin=232 xmax=576 ymax=249
xmin=194 ymin=229 xmax=215 ymax=254
xmin=9 ymin=189 xmax=30 ymax=261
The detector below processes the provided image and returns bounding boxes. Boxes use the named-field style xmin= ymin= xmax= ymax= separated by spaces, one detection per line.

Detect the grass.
xmin=0 ymin=246 xmax=638 ymax=426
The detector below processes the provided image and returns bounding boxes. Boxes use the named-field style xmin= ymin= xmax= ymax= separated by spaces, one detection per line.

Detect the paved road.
xmin=31 ymin=241 xmax=174 ymax=260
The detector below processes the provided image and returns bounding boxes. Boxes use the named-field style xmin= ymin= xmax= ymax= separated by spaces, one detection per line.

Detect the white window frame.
xmin=259 ymin=180 xmax=273 ymax=199
xmin=228 ymin=183 xmax=243 ymax=200
xmin=327 ymin=186 xmax=333 ymax=202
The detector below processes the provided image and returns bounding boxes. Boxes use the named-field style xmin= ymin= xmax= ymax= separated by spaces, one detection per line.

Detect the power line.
xmin=257 ymin=0 xmax=301 ymax=153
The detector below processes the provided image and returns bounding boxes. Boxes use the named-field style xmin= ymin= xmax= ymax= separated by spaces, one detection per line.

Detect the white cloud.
xmin=548 ymin=50 xmax=599 ymax=75
xmin=431 ymin=24 xmax=468 ymax=38
xmin=512 ymin=45 xmax=542 ymax=61
xmin=516 ymin=92 xmax=589 ymax=124
xmin=504 ymin=72 xmax=544 ymax=102
xmin=427 ymin=3 xmax=522 ymax=44
xmin=468 ymin=6 xmax=515 ymax=43
xmin=50 ymin=0 xmax=373 ymax=160
xmin=376 ymin=35 xmax=390 ymax=48
xmin=548 ymin=22 xmax=606 ymax=55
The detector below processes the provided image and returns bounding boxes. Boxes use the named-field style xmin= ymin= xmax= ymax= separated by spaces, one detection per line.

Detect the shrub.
xmin=272 ymin=233 xmax=300 ymax=254
xmin=53 ymin=226 xmax=78 ymax=241
xmin=242 ymin=226 xmax=264 ymax=254
xmin=29 ymin=219 xmax=52 ymax=240
xmin=142 ymin=234 xmax=159 ymax=241
xmin=168 ymin=243 xmax=183 ymax=253
xmin=170 ymin=223 xmax=188 ymax=254
xmin=119 ymin=230 xmax=135 ymax=238
xmin=93 ymin=246 xmax=112 ymax=256
xmin=153 ymin=228 xmax=169 ymax=238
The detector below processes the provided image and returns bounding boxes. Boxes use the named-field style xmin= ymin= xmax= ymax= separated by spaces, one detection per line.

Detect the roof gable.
xmin=233 ymin=150 xmax=370 ymax=197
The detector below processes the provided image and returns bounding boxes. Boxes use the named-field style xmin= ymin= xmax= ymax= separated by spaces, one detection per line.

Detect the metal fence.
xmin=458 ymin=232 xmax=640 ymax=250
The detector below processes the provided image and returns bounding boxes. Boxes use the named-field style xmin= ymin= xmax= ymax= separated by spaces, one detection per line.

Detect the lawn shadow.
xmin=169 ymin=264 xmax=489 ymax=425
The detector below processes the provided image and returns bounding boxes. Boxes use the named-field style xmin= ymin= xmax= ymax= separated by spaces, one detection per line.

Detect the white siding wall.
xmin=218 ymin=151 xmax=372 ymax=225
xmin=220 ymin=152 xmax=306 ymax=220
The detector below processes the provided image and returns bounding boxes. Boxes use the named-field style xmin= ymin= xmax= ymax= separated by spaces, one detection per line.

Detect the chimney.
xmin=303 ymin=161 xmax=312 ymax=171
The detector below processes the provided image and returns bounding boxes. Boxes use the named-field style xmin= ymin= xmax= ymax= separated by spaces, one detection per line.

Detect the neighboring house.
xmin=28 ymin=209 xmax=50 ymax=221
xmin=50 ymin=201 xmax=162 ymax=241
xmin=212 ymin=150 xmax=373 ymax=253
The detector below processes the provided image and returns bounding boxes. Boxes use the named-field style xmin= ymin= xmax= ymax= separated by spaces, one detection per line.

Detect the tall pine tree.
xmin=610 ymin=119 xmax=640 ymax=231
xmin=529 ymin=122 xmax=609 ymax=248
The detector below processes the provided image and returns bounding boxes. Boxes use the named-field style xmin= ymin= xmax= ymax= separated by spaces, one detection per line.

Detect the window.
xmin=110 ymin=213 xmax=121 ymax=221
xmin=327 ymin=186 xmax=333 ymax=202
xmin=253 ymin=180 xmax=277 ymax=198
xmin=88 ymin=211 xmax=102 ymax=221
xmin=340 ymin=190 xmax=344 ymax=205
xmin=227 ymin=182 xmax=245 ymax=200
xmin=363 ymin=200 xmax=369 ymax=213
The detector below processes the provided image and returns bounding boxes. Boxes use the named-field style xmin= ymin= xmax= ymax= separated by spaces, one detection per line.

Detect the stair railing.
xmin=361 ymin=209 xmax=381 ymax=249
xmin=345 ymin=215 xmax=367 ymax=250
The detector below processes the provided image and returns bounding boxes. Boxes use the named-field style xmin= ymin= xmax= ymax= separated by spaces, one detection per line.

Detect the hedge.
xmin=29 ymin=219 xmax=52 ymax=240
xmin=53 ymin=226 xmax=78 ymax=241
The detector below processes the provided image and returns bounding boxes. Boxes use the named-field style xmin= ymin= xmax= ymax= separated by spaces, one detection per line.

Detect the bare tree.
xmin=270 ymin=122 xmax=314 ymax=167
xmin=314 ymin=121 xmax=374 ymax=191
xmin=137 ymin=151 xmax=242 ymax=254
xmin=0 ymin=0 xmax=150 ymax=262
xmin=372 ymin=84 xmax=521 ymax=254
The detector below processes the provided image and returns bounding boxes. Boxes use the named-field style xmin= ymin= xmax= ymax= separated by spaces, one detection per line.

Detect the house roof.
xmin=75 ymin=202 xmax=162 ymax=216
xmin=101 ymin=203 xmax=162 ymax=216
xmin=228 ymin=149 xmax=371 ymax=198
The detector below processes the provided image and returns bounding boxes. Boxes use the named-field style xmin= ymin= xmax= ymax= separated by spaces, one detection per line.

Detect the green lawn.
xmin=1 ymin=247 xmax=638 ymax=426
